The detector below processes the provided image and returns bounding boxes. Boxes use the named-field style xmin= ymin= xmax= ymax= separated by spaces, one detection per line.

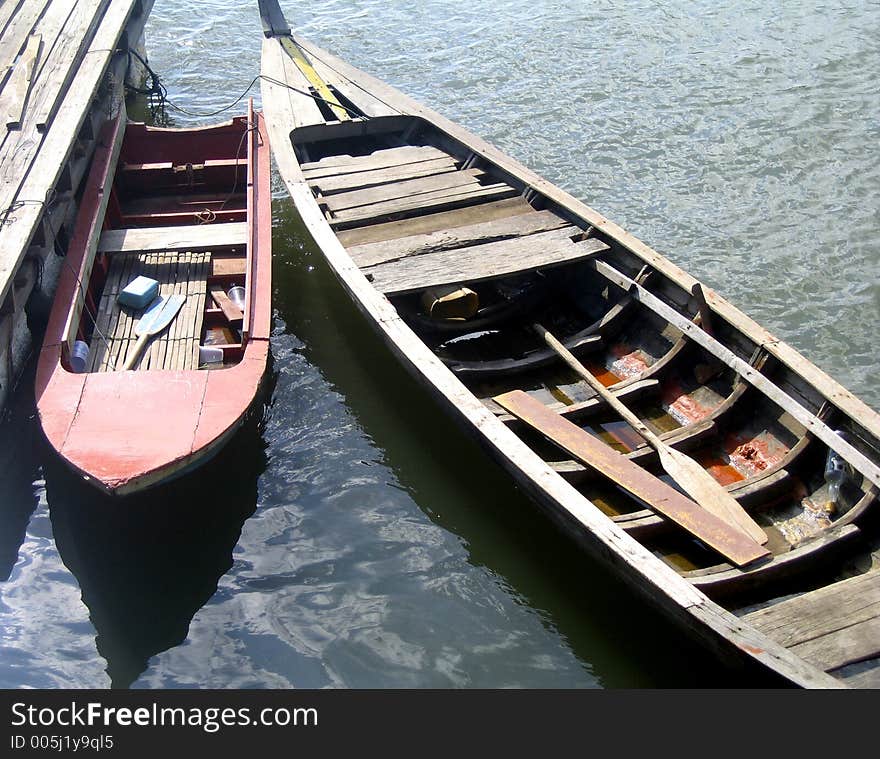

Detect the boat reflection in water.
xmin=46 ymin=387 xmax=271 ymax=688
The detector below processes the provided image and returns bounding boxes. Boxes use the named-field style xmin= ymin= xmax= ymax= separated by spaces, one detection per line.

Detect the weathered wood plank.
xmin=34 ymin=0 xmax=112 ymax=133
xmin=309 ymin=156 xmax=458 ymax=195
xmin=301 ymin=144 xmax=449 ymax=177
xmin=321 ymin=167 xmax=487 ymax=212
xmin=742 ymin=570 xmax=880 ymax=648
xmin=1 ymin=32 xmax=40 ymax=129
xmin=210 ymin=283 xmax=243 ymax=329
xmin=336 ymin=196 xmax=533 ymax=247
xmin=0 ymin=1 xmax=26 ymax=41
xmin=97 ymin=221 xmax=248 ymax=254
xmin=450 ymin=332 xmax=603 ymax=378
xmin=0 ymin=1 xmax=44 ymax=92
xmin=793 ymin=616 xmax=880 ymax=672
xmin=88 ymin=250 xmax=133 ymax=371
xmin=330 ymin=182 xmax=520 ymax=228
xmin=494 ymin=389 xmax=770 ymax=567
xmin=348 ymin=209 xmax=574 ymax=267
xmin=364 ymin=230 xmax=608 ymax=295
xmin=211 ymin=254 xmax=247 ymax=276
xmin=189 ymin=253 xmax=209 ymax=370
xmin=0 ymin=0 xmax=153 ymax=310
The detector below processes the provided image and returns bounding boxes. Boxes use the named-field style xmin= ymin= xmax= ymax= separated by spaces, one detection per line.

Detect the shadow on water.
xmin=0 ymin=359 xmax=44 ymax=581
xmin=272 ymin=203 xmax=781 ymax=687
xmin=44 ymin=369 xmax=275 ymax=688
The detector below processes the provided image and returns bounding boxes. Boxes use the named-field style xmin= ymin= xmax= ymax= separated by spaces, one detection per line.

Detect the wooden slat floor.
xmin=305 ymin=144 xmax=611 ymax=292
xmin=87 ymin=249 xmax=210 ymax=372
xmin=742 ymin=566 xmax=880 ymax=683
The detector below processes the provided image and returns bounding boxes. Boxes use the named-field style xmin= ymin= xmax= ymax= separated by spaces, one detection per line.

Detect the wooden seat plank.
xmin=301 ymin=145 xmax=449 ymax=176
xmin=793 ymin=616 xmax=880 ymax=672
xmin=309 ymin=156 xmax=458 ymax=195
xmin=348 ymin=209 xmax=575 ymax=267
xmin=330 ymin=183 xmax=520 ymax=229
xmin=742 ymin=570 xmax=880 ymax=648
xmin=321 ymin=168 xmax=487 ymax=212
xmin=493 ymin=389 xmax=771 ymax=567
xmin=336 ymin=197 xmax=533 ymax=248
xmin=364 ymin=230 xmax=608 ymax=295
xmin=97 ymin=221 xmax=248 ymax=254
xmin=210 ymin=283 xmax=244 ymax=328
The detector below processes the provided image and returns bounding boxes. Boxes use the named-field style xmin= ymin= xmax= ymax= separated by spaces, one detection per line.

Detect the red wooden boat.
xmin=35 ymin=101 xmax=272 ymax=495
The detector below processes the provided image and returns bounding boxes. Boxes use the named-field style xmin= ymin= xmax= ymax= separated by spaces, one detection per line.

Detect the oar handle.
xmin=121 ymin=332 xmax=149 ymax=371
xmin=533 ymin=323 xmax=663 ymax=449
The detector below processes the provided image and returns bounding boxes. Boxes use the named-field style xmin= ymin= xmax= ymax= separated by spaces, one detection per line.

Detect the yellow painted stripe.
xmin=279 ymin=36 xmax=351 ymax=122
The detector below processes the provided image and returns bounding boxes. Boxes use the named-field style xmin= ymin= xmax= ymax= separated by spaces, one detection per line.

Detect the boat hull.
xmin=259 ymin=12 xmax=880 ymax=688
xmin=35 ymin=105 xmax=272 ymax=495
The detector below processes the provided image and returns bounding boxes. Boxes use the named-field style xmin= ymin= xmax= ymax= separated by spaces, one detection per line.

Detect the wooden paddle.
xmin=533 ymin=322 xmax=768 ymax=544
xmin=120 ymin=294 xmax=186 ymax=371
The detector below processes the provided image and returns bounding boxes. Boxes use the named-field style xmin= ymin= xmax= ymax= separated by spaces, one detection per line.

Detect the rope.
xmin=123 ymin=47 xmax=369 ymax=122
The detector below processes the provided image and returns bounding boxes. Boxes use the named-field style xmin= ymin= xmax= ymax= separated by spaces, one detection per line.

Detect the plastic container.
xmin=198 ymin=345 xmax=224 ymax=366
xmin=118 ymin=275 xmax=159 ymax=309
xmin=70 ymin=340 xmax=90 ymax=373
xmin=227 ymin=285 xmax=246 ymax=310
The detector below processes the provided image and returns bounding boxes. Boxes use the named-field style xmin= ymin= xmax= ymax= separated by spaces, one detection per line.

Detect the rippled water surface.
xmin=1 ymin=0 xmax=877 ymax=689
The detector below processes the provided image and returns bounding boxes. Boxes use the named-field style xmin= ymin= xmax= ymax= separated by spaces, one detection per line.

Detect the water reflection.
xmin=46 ymin=375 xmax=273 ymax=688
xmin=0 ymin=361 xmax=44 ymax=581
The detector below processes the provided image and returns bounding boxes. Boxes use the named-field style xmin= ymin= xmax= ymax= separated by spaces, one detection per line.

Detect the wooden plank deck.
xmin=363 ymin=231 xmax=609 ymax=295
xmin=0 ymin=0 xmax=155 ymax=409
xmin=309 ymin=156 xmax=459 ymax=195
xmin=320 ymin=168 xmax=489 ymax=213
xmin=301 ymin=145 xmax=450 ymax=178
xmin=87 ymin=249 xmax=209 ymax=372
xmin=742 ymin=569 xmax=880 ymax=676
xmin=347 ymin=209 xmax=576 ymax=267
xmin=336 ymin=197 xmax=533 ymax=248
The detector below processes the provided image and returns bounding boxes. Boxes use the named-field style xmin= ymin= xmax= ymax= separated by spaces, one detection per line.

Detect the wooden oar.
xmin=533 ymin=322 xmax=768 ymax=544
xmin=120 ymin=294 xmax=186 ymax=371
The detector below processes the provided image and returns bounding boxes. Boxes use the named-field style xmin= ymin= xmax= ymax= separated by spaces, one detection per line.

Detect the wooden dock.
xmin=0 ymin=0 xmax=154 ymax=411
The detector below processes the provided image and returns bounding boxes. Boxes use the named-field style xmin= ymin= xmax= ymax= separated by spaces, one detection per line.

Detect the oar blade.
xmin=657 ymin=445 xmax=768 ymax=545
xmin=135 ymin=294 xmax=185 ymax=337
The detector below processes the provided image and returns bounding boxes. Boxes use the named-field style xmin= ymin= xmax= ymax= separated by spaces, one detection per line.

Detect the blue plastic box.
xmin=118 ymin=276 xmax=159 ymax=309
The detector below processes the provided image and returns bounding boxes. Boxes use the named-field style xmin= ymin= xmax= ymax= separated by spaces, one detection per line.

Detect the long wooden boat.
xmin=35 ymin=101 xmax=272 ymax=495
xmin=258 ymin=3 xmax=880 ymax=687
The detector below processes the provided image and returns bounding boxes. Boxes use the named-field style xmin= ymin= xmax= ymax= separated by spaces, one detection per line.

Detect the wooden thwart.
xmin=329 ymin=183 xmax=519 ymax=228
xmin=743 ymin=570 xmax=880 ymax=671
xmin=301 ymin=144 xmax=449 ymax=177
xmin=364 ymin=230 xmax=608 ymax=295
xmin=348 ymin=208 xmax=573 ymax=268
xmin=320 ymin=168 xmax=487 ymax=212
xmin=336 ymin=196 xmax=533 ymax=248
xmin=97 ymin=221 xmax=248 ymax=254
xmin=309 ymin=156 xmax=458 ymax=195
xmin=493 ymin=389 xmax=771 ymax=567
